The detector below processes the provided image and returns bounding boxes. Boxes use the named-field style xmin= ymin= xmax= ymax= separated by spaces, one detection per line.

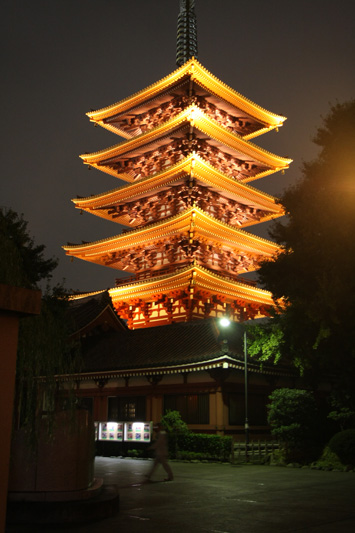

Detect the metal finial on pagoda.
xmin=176 ymin=0 xmax=198 ymax=67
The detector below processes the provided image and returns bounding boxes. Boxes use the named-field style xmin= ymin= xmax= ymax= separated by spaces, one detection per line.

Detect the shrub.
xmin=160 ymin=410 xmax=188 ymax=434
xmin=328 ymin=429 xmax=355 ymax=466
xmin=267 ymin=388 xmax=321 ymax=463
xmin=160 ymin=410 xmax=189 ymax=457
xmin=327 ymin=394 xmax=355 ymax=431
xmin=313 ymin=446 xmax=344 ymax=470
xmin=160 ymin=410 xmax=232 ymax=461
xmin=178 ymin=451 xmax=210 ymax=461
xmin=126 ymin=448 xmax=143 ymax=458
xmin=267 ymin=388 xmax=318 ymax=445
xmin=176 ymin=433 xmax=232 ymax=461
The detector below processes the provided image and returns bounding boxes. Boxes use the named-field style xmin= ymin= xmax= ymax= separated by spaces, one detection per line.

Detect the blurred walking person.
xmin=146 ymin=423 xmax=174 ymax=481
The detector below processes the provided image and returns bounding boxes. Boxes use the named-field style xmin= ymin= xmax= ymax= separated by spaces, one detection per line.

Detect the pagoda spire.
xmin=176 ymin=0 xmax=198 ymax=67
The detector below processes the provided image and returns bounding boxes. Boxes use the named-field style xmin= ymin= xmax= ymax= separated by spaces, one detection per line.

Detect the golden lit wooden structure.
xmin=64 ymin=57 xmax=291 ymax=329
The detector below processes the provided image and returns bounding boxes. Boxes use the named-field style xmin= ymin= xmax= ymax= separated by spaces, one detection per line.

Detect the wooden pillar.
xmin=151 ymin=394 xmax=163 ymax=424
xmin=0 ymin=284 xmax=41 ymax=533
xmin=97 ymin=394 xmax=108 ymax=421
xmin=146 ymin=394 xmax=153 ymax=421
xmin=215 ymin=388 xmax=225 ymax=435
xmin=209 ymin=391 xmax=217 ymax=427
xmin=209 ymin=388 xmax=226 ymax=434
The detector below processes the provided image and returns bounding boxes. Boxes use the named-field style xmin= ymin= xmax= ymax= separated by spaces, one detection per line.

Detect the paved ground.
xmin=6 ymin=457 xmax=355 ymax=532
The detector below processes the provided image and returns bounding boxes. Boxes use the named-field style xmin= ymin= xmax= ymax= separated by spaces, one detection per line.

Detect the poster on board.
xmin=98 ymin=421 xmax=124 ymax=441
xmin=97 ymin=421 xmax=153 ymax=442
xmin=124 ymin=421 xmax=153 ymax=442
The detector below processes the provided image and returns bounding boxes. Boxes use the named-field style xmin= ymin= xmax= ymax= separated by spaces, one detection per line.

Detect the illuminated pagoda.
xmin=64 ymin=0 xmax=291 ymax=329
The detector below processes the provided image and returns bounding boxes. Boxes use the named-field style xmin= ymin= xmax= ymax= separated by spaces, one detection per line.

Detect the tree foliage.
xmin=328 ymin=429 xmax=355 ymax=466
xmin=16 ymin=288 xmax=80 ymax=430
xmin=327 ymin=393 xmax=355 ymax=431
xmin=246 ymin=319 xmax=284 ymax=364
xmin=248 ymin=100 xmax=355 ymax=390
xmin=267 ymin=388 xmax=322 ymax=463
xmin=160 ymin=409 xmax=189 ymax=434
xmin=267 ymin=388 xmax=318 ymax=445
xmin=0 ymin=208 xmax=80 ymax=434
xmin=0 ymin=207 xmax=57 ymax=289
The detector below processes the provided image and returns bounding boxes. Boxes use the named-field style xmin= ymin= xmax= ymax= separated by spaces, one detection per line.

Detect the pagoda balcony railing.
xmin=115 ymin=264 xmax=257 ymax=288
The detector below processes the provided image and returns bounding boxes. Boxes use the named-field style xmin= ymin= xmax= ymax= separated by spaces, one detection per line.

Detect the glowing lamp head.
xmin=220 ymin=317 xmax=231 ymax=328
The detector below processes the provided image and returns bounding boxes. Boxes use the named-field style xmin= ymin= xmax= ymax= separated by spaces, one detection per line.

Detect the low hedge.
xmin=168 ymin=432 xmax=232 ymax=461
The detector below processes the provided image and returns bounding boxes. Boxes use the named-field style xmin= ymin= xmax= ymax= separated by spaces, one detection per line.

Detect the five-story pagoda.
xmin=64 ymin=0 xmax=291 ymax=329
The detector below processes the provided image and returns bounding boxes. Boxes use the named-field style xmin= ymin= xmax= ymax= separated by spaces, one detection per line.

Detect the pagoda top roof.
xmin=86 ymin=58 xmax=287 ymax=135
xmin=73 ymin=154 xmax=284 ymax=225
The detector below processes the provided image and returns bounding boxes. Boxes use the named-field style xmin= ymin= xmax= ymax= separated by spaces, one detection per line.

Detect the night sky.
xmin=2 ymin=0 xmax=354 ymax=292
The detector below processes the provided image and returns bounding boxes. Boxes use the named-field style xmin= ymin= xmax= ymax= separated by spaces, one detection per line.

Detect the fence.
xmin=233 ymin=440 xmax=279 ymax=463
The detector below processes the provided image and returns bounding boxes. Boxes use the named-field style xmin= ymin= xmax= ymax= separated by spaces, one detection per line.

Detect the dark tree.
xmin=267 ymin=388 xmax=318 ymax=444
xmin=248 ymin=100 xmax=355 ymax=391
xmin=0 ymin=208 xmax=80 ymax=432
xmin=0 ymin=208 xmax=58 ymax=288
xmin=267 ymin=388 xmax=321 ymax=463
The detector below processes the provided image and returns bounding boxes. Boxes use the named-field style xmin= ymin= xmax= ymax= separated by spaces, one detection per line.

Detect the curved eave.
xmin=63 ymin=205 xmax=279 ymax=260
xmin=81 ymin=106 xmax=292 ymax=173
xmin=68 ymin=290 xmax=107 ymax=301
xmin=79 ymin=206 xmax=282 ymax=229
xmin=84 ymin=159 xmax=285 ymax=186
xmin=87 ymin=58 xmax=286 ymax=130
xmin=108 ymin=264 xmax=275 ymax=307
xmin=75 ymin=205 xmax=282 ymax=229
xmin=57 ymin=356 xmax=240 ymax=382
xmin=92 ymin=116 xmax=278 ymax=142
xmin=73 ymin=155 xmax=284 ymax=222
xmin=71 ymin=305 xmax=121 ymax=337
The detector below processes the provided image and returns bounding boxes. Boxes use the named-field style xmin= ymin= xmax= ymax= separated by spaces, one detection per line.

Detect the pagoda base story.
xmin=113 ymin=298 xmax=265 ymax=329
xmin=109 ymin=265 xmax=273 ymax=329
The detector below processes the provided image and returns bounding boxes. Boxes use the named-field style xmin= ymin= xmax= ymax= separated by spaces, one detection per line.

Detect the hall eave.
xmin=54 ymin=353 xmax=294 ymax=383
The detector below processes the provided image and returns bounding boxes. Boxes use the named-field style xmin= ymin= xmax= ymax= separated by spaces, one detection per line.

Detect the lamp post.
xmin=243 ymin=330 xmax=249 ymax=458
xmin=219 ymin=317 xmax=249 ymax=457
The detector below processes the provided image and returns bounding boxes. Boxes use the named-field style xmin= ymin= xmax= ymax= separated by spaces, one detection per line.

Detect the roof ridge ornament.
xmin=176 ymin=0 xmax=198 ymax=67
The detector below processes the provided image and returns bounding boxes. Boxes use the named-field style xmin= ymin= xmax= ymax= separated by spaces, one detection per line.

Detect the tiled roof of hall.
xmin=80 ymin=104 xmax=292 ymax=170
xmin=68 ymin=290 xmax=127 ymax=335
xmin=83 ymin=319 xmax=223 ymax=372
xmin=69 ymin=290 xmax=110 ymax=330
xmin=57 ymin=318 xmax=295 ymax=380
xmin=86 ymin=58 xmax=286 ymax=129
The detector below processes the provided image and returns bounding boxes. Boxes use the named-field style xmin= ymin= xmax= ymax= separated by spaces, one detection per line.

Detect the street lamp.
xmin=220 ymin=316 xmax=231 ymax=328
xmin=243 ymin=330 xmax=249 ymax=450
xmin=219 ymin=317 xmax=249 ymax=455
